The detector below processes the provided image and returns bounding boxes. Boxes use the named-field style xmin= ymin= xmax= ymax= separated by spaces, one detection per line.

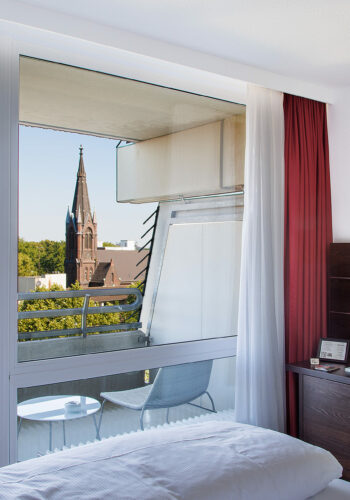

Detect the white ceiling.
xmin=20 ymin=57 xmax=244 ymax=140
xmin=14 ymin=0 xmax=350 ymax=87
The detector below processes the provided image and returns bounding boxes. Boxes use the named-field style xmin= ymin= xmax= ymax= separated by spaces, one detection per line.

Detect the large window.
xmin=3 ymin=48 xmax=245 ymax=466
xmin=17 ymin=56 xmax=245 ymax=362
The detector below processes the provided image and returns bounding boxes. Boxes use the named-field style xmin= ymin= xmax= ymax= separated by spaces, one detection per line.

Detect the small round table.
xmin=17 ymin=395 xmax=101 ymax=451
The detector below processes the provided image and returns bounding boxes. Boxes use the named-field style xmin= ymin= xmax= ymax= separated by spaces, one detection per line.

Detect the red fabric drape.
xmin=284 ymin=94 xmax=333 ymax=436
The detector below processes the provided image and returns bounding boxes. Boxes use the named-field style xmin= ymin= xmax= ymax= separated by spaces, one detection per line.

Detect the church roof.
xmin=89 ymin=261 xmax=112 ymax=287
xmin=71 ymin=146 xmax=92 ymax=224
xmin=96 ymin=249 xmax=148 ymax=283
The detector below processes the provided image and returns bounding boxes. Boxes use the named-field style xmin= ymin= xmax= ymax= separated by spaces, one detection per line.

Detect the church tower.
xmin=65 ymin=146 xmax=98 ymax=287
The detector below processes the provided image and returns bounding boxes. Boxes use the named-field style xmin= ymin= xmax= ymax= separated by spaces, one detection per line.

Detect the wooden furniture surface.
xmin=329 ymin=243 xmax=350 ymax=340
xmin=287 ymin=362 xmax=350 ymax=481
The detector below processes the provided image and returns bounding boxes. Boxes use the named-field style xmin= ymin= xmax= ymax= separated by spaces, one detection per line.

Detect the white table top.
xmin=17 ymin=395 xmax=101 ymax=422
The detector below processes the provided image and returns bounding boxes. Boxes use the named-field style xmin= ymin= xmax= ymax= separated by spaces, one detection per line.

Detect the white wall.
xmin=328 ymin=86 xmax=350 ymax=242
xmin=18 ymin=274 xmax=67 ymax=293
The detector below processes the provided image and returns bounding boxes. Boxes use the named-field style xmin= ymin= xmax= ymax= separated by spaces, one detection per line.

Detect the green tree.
xmin=17 ymin=238 xmax=66 ymax=275
xmin=39 ymin=240 xmax=66 ymax=273
xmin=102 ymin=241 xmax=119 ymax=247
xmin=18 ymin=252 xmax=35 ymax=276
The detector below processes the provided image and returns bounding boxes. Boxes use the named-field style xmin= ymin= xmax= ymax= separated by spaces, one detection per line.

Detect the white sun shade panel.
xmin=117 ymin=115 xmax=245 ymax=203
xmin=149 ymin=220 xmax=243 ymax=344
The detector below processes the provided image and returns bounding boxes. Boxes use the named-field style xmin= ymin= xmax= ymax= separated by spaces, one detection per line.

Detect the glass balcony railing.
xmin=17 ymin=287 xmax=145 ymax=361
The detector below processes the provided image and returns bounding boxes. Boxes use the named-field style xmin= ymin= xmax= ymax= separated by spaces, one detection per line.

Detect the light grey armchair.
xmin=99 ymin=359 xmax=216 ymax=431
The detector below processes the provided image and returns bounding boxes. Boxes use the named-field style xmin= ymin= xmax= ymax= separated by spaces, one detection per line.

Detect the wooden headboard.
xmin=329 ymin=243 xmax=350 ymax=340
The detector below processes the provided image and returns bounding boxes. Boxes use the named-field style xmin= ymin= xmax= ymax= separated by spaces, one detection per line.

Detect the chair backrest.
xmin=144 ymin=359 xmax=213 ymax=410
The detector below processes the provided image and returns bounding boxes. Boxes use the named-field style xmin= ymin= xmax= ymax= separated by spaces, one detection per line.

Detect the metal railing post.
xmin=17 ymin=288 xmax=143 ymax=341
xmin=81 ymin=294 xmax=90 ymax=338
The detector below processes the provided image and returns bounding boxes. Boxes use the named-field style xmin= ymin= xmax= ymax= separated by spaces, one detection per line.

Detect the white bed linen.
xmin=309 ymin=479 xmax=350 ymax=500
xmin=0 ymin=421 xmax=342 ymax=500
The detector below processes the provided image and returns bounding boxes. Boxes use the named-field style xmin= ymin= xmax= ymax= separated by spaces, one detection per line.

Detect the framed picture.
xmin=317 ymin=338 xmax=350 ymax=363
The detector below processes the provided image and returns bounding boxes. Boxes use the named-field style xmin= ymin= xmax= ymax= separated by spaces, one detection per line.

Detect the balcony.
xmin=17 ymin=287 xmax=236 ymax=462
xmin=18 ymin=287 xmax=145 ymax=362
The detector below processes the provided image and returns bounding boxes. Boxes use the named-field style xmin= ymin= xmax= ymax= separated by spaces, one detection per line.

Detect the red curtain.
xmin=284 ymin=94 xmax=333 ymax=436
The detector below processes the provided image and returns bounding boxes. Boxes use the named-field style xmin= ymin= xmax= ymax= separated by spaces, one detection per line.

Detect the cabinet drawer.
xmin=301 ymin=375 xmax=350 ymax=479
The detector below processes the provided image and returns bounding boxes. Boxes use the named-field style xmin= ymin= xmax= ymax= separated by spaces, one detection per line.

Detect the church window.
xmin=85 ymin=228 xmax=93 ymax=249
xmin=89 ymin=268 xmax=93 ymax=280
xmin=84 ymin=268 xmax=87 ymax=281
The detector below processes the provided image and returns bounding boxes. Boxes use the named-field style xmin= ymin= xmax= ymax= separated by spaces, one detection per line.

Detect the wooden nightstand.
xmin=287 ymin=362 xmax=350 ymax=480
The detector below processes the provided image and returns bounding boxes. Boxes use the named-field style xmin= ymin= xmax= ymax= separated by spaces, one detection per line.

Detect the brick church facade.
xmin=65 ymin=147 xmax=147 ymax=289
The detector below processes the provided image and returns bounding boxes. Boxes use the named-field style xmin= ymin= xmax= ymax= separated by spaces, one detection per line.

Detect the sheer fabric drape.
xmin=235 ymin=85 xmax=285 ymax=432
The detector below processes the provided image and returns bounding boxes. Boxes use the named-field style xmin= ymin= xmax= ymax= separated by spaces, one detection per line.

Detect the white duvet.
xmin=0 ymin=421 xmax=342 ymax=500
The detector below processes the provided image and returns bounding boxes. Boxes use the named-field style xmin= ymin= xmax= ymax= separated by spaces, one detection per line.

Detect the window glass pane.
xmin=17 ymin=356 xmax=235 ymax=461
xmin=18 ymin=127 xmax=156 ymax=362
xmin=18 ymin=56 xmax=244 ymax=362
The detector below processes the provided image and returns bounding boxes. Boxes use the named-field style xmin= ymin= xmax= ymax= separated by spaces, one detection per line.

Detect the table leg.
xmin=49 ymin=422 xmax=52 ymax=452
xmin=97 ymin=400 xmax=106 ymax=437
xmin=62 ymin=420 xmax=66 ymax=447
xmin=92 ymin=414 xmax=100 ymax=441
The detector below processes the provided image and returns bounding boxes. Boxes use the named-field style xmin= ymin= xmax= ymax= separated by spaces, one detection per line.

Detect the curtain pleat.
xmin=235 ymin=85 xmax=285 ymax=432
xmin=284 ymin=94 xmax=333 ymax=436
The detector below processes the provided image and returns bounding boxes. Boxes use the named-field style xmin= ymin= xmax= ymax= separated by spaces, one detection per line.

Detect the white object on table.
xmin=17 ymin=395 xmax=101 ymax=451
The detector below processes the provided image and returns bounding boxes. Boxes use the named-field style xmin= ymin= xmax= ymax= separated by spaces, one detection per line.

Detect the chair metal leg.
xmin=166 ymin=407 xmax=170 ymax=424
xmin=140 ymin=408 xmax=145 ymax=430
xmin=187 ymin=392 xmax=216 ymax=413
xmin=205 ymin=391 xmax=216 ymax=413
xmin=93 ymin=413 xmax=100 ymax=440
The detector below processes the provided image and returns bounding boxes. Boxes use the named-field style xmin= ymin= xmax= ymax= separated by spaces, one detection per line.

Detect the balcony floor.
xmin=18 ymin=401 xmax=235 ymax=462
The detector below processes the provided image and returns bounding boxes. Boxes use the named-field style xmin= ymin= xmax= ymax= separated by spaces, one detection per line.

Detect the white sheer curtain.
xmin=235 ymin=85 xmax=285 ymax=432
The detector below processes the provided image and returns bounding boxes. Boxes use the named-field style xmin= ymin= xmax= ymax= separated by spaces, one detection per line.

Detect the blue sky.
xmin=19 ymin=126 xmax=156 ymax=243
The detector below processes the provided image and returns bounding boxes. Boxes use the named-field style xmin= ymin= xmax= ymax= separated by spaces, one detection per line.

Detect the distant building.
xmin=95 ymin=248 xmax=145 ymax=286
xmin=119 ymin=240 xmax=137 ymax=250
xmin=97 ymin=240 xmax=137 ymax=250
xmin=18 ymin=273 xmax=67 ymax=293
xmin=65 ymin=147 xmax=147 ymax=288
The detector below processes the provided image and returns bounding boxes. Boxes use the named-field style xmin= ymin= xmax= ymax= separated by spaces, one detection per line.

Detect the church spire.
xmin=66 ymin=205 xmax=71 ymax=224
xmin=71 ymin=145 xmax=92 ymax=224
xmin=77 ymin=145 xmax=86 ymax=177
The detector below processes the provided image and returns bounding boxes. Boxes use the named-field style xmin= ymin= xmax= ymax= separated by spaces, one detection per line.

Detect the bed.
xmin=0 ymin=420 xmax=348 ymax=499
xmin=312 ymin=479 xmax=350 ymax=499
